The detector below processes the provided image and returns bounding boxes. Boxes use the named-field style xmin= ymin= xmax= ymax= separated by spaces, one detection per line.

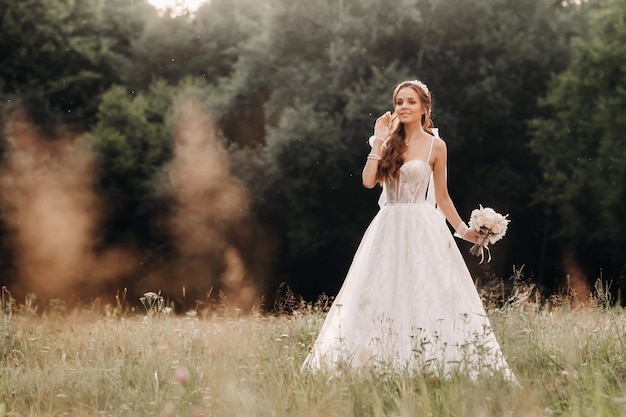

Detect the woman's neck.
xmin=403 ymin=122 xmax=427 ymax=142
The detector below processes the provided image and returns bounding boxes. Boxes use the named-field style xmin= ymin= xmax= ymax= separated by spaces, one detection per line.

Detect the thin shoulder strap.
xmin=425 ymin=129 xmax=444 ymax=217
xmin=426 ymin=135 xmax=436 ymax=165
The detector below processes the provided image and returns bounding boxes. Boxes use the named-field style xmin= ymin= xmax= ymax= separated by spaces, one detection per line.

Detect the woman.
xmin=303 ymin=80 xmax=515 ymax=380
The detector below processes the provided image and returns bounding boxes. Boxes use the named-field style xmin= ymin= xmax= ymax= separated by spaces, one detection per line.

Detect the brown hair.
xmin=376 ymin=81 xmax=434 ymax=182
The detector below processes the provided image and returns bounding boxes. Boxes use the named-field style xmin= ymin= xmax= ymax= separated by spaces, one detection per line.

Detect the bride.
xmin=303 ymin=80 xmax=515 ymax=380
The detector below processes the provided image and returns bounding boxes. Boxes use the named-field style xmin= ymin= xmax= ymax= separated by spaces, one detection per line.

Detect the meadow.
xmin=1 ymin=282 xmax=626 ymax=417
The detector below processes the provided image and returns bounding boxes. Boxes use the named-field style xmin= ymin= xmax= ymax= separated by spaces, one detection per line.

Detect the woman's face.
xmin=394 ymin=87 xmax=424 ymax=125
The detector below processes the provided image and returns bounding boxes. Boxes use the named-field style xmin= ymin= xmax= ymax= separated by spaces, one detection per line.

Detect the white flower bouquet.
xmin=468 ymin=205 xmax=510 ymax=263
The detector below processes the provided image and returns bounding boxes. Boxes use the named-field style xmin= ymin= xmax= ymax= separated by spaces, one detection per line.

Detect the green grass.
xmin=1 ymin=285 xmax=626 ymax=417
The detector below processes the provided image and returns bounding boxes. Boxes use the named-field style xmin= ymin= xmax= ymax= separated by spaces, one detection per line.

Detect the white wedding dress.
xmin=303 ymin=136 xmax=515 ymax=380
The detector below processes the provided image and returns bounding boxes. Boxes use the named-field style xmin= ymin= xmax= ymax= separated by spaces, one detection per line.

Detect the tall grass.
xmin=1 ymin=282 xmax=626 ymax=417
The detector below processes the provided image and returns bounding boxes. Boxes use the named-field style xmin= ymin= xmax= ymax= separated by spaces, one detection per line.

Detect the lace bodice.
xmin=385 ymin=160 xmax=432 ymax=204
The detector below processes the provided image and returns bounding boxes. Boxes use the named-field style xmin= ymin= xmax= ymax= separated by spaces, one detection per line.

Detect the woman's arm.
xmin=431 ymin=139 xmax=482 ymax=243
xmin=362 ymin=112 xmax=392 ymax=188
xmin=362 ymin=138 xmax=383 ymax=188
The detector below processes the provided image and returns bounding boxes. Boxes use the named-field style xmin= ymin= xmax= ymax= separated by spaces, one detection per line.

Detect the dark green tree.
xmin=0 ymin=0 xmax=150 ymax=125
xmin=123 ymin=0 xmax=260 ymax=91
xmin=90 ymin=83 xmax=172 ymax=248
xmin=530 ymin=0 xmax=626 ymax=283
xmin=412 ymin=0 xmax=585 ymax=287
xmin=0 ymin=0 xmax=596 ymax=300
xmin=220 ymin=0 xmax=582 ymax=297
xmin=221 ymin=0 xmax=423 ymax=296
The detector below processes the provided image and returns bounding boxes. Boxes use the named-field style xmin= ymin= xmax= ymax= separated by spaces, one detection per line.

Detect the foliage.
xmin=0 ymin=0 xmax=619 ymax=298
xmin=219 ymin=0 xmax=582 ymax=293
xmin=397 ymin=0 xmax=580 ymax=284
xmin=530 ymin=0 xmax=626 ymax=278
xmin=0 ymin=0 xmax=150 ymax=124
xmin=90 ymin=83 xmax=172 ymax=247
xmin=123 ymin=0 xmax=255 ymax=90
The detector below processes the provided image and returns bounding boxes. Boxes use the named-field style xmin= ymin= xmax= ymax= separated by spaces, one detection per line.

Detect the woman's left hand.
xmin=465 ymin=229 xmax=487 ymax=245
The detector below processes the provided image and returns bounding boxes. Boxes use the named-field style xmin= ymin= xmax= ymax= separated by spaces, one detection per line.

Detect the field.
xmin=1 ymin=284 xmax=626 ymax=417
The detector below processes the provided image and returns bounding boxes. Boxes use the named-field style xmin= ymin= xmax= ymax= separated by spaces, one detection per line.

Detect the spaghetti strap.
xmin=426 ymin=136 xmax=436 ymax=165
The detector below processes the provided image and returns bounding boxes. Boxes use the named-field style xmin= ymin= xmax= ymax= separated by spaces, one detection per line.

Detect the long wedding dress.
xmin=303 ymin=135 xmax=515 ymax=380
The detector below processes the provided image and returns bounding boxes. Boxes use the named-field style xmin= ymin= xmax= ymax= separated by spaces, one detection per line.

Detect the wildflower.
xmin=561 ymin=370 xmax=568 ymax=380
xmin=174 ymin=366 xmax=190 ymax=385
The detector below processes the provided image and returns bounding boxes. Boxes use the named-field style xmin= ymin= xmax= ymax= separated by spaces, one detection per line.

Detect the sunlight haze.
xmin=147 ymin=0 xmax=207 ymax=15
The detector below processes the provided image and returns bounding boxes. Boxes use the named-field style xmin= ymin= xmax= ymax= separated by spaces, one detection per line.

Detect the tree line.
xmin=0 ymin=0 xmax=624 ymax=305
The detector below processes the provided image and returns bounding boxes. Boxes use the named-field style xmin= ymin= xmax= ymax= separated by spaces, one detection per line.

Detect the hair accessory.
xmin=411 ymin=80 xmax=429 ymax=95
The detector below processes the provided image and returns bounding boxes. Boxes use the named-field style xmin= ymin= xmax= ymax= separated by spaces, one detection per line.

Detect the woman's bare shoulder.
xmin=432 ymin=136 xmax=447 ymax=153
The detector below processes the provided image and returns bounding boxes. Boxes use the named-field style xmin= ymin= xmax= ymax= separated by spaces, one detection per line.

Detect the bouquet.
xmin=468 ymin=205 xmax=510 ymax=263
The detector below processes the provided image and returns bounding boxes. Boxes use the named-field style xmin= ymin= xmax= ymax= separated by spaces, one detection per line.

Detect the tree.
xmin=530 ymin=0 xmax=626 ymax=283
xmin=220 ymin=0 xmax=582 ymax=297
xmin=90 ymin=83 xmax=172 ymax=248
xmin=221 ymin=0 xmax=429 ymax=296
xmin=0 ymin=0 xmax=596 ymax=301
xmin=0 ymin=0 xmax=150 ymax=125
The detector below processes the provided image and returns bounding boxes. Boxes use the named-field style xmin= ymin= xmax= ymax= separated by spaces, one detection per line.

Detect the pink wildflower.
xmin=174 ymin=366 xmax=190 ymax=385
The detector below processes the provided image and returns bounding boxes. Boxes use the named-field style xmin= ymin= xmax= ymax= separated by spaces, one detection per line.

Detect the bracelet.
xmin=455 ymin=221 xmax=469 ymax=238
xmin=368 ymin=135 xmax=384 ymax=147
xmin=367 ymin=153 xmax=381 ymax=161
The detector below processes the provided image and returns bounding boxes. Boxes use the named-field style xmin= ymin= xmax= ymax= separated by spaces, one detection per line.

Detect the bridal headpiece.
xmin=410 ymin=80 xmax=429 ymax=95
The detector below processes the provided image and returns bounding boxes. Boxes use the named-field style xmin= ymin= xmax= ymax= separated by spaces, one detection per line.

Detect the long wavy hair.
xmin=376 ymin=81 xmax=435 ymax=182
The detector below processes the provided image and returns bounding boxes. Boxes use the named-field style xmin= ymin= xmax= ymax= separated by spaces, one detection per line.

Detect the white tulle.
xmin=303 ymin=138 xmax=515 ymax=380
